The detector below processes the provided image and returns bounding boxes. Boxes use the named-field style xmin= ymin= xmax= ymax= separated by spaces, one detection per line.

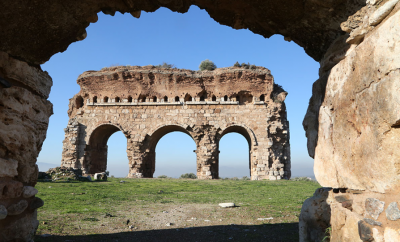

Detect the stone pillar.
xmin=0 ymin=51 xmax=53 ymax=241
xmin=194 ymin=127 xmax=219 ymax=179
xmin=61 ymin=118 xmax=80 ymax=169
xmin=127 ymin=141 xmax=153 ymax=178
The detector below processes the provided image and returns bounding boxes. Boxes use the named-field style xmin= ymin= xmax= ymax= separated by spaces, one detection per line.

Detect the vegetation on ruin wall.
xmin=35 ymin=178 xmax=320 ymax=240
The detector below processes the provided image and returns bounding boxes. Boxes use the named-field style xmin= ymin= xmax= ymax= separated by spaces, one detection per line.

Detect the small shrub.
xmin=156 ymin=62 xmax=175 ymax=69
xmin=158 ymin=175 xmax=168 ymax=178
xmin=241 ymin=63 xmax=249 ymax=69
xmin=231 ymin=177 xmax=239 ymax=180
xmin=105 ymin=171 xmax=110 ymax=176
xmin=180 ymin=173 xmax=197 ymax=179
xmin=242 ymin=176 xmax=251 ymax=180
xmin=233 ymin=61 xmax=241 ymax=67
xmin=199 ymin=59 xmax=217 ymax=71
xmin=250 ymin=64 xmax=256 ymax=69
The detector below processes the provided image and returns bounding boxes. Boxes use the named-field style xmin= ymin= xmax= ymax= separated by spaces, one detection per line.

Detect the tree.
xmin=199 ymin=59 xmax=217 ymax=71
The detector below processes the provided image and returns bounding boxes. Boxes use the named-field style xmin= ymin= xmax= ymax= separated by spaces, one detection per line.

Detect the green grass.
xmin=35 ymin=178 xmax=320 ymax=240
xmin=37 ymin=178 xmax=319 ymax=215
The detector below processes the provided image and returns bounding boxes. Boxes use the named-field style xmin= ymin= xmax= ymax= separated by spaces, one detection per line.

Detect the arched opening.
xmin=152 ymin=96 xmax=157 ymax=102
xmin=128 ymin=96 xmax=132 ymax=102
xmin=224 ymin=95 xmax=228 ymax=101
xmin=200 ymin=95 xmax=206 ymax=102
xmin=236 ymin=95 xmax=240 ymax=103
xmin=87 ymin=124 xmax=127 ymax=174
xmin=218 ymin=126 xmax=252 ymax=178
xmin=75 ymin=96 xmax=84 ymax=109
xmin=260 ymin=94 xmax=265 ymax=102
xmin=106 ymin=131 xmax=129 ymax=178
xmin=184 ymin=94 xmax=193 ymax=102
xmin=212 ymin=95 xmax=217 ymax=101
xmin=103 ymin=96 xmax=109 ymax=103
xmin=139 ymin=95 xmax=146 ymax=102
xmin=164 ymin=96 xmax=168 ymax=102
xmin=149 ymin=126 xmax=196 ymax=178
xmin=115 ymin=97 xmax=120 ymax=102
xmin=175 ymin=96 xmax=180 ymax=102
xmin=93 ymin=96 xmax=98 ymax=103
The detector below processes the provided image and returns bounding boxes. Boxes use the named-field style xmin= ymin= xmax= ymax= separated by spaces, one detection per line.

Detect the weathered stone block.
xmin=0 ymin=158 xmax=18 ymax=177
xmin=7 ymin=200 xmax=28 ymax=216
xmin=0 ymin=180 xmax=23 ymax=199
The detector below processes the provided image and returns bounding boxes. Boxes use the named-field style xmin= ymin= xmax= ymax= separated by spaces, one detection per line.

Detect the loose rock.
xmin=365 ymin=198 xmax=385 ymax=220
xmin=385 ymin=202 xmax=400 ymax=221
xmin=219 ymin=203 xmax=235 ymax=208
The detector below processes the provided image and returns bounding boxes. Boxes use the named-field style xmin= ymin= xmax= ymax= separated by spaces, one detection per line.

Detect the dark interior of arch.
xmin=88 ymin=124 xmax=122 ymax=174
xmin=1 ymin=0 xmax=365 ymax=66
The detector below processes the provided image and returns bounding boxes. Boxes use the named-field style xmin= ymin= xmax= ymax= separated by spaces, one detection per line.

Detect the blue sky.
xmin=37 ymin=6 xmax=319 ymax=178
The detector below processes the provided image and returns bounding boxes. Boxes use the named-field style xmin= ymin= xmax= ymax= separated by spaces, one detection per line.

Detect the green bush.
xmin=199 ymin=59 xmax=217 ymax=71
xmin=180 ymin=173 xmax=197 ymax=179
xmin=233 ymin=61 xmax=241 ymax=67
xmin=158 ymin=175 xmax=168 ymax=178
xmin=242 ymin=176 xmax=251 ymax=180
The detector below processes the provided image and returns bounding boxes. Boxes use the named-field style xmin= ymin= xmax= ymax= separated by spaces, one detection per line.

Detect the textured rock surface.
xmin=0 ymin=0 xmax=366 ymax=65
xmin=0 ymin=52 xmax=52 ymax=240
xmin=0 ymin=205 xmax=7 ymax=220
xmin=299 ymin=188 xmax=331 ymax=242
xmin=22 ymin=186 xmax=38 ymax=198
xmin=61 ymin=66 xmax=290 ymax=180
xmin=366 ymin=198 xmax=385 ymax=220
xmin=308 ymin=5 xmax=400 ymax=193
xmin=386 ymin=202 xmax=400 ymax=221
xmin=7 ymin=200 xmax=28 ymax=216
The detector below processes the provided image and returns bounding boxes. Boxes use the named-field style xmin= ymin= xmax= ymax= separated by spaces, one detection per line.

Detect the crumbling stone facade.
xmin=61 ymin=66 xmax=290 ymax=180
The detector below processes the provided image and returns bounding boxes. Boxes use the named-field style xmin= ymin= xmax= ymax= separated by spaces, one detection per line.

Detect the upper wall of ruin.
xmin=69 ymin=66 xmax=284 ymax=117
xmin=0 ymin=0 xmax=365 ymax=65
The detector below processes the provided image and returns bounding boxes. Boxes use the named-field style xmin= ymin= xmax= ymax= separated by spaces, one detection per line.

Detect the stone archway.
xmin=85 ymin=124 xmax=126 ymax=174
xmin=218 ymin=125 xmax=254 ymax=179
xmin=136 ymin=125 xmax=197 ymax=178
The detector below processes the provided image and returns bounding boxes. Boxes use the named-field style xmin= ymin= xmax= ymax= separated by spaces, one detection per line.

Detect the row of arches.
xmin=76 ymin=94 xmax=266 ymax=108
xmin=85 ymin=124 xmax=255 ymax=179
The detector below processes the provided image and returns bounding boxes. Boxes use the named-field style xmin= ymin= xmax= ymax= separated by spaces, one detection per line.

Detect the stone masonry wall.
xmin=61 ymin=66 xmax=290 ymax=180
xmin=0 ymin=51 xmax=52 ymax=241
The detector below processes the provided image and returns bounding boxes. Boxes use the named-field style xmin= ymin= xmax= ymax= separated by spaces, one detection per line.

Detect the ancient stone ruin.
xmin=61 ymin=66 xmax=290 ymax=180
xmin=2 ymin=0 xmax=400 ymax=241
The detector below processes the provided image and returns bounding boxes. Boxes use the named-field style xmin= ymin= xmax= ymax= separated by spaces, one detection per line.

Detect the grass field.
xmin=34 ymin=178 xmax=320 ymax=242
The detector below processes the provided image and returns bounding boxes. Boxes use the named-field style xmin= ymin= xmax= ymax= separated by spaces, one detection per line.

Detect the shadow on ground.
xmin=35 ymin=223 xmax=299 ymax=242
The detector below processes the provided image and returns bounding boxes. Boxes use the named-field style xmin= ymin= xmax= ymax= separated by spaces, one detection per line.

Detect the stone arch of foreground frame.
xmin=3 ymin=1 xmax=400 ymax=241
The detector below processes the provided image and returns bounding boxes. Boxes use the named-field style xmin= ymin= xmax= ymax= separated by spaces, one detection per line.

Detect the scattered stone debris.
xmin=165 ymin=223 xmax=173 ymax=226
xmin=257 ymin=217 xmax=274 ymax=221
xmin=94 ymin=172 xmax=107 ymax=181
xmin=219 ymin=203 xmax=235 ymax=208
xmin=38 ymin=166 xmax=91 ymax=182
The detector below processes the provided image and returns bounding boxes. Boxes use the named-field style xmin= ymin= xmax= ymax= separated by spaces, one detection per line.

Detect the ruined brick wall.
xmin=61 ymin=66 xmax=290 ymax=180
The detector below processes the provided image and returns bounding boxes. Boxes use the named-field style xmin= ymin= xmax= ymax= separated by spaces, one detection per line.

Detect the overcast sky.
xmin=37 ymin=6 xmax=319 ymax=179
